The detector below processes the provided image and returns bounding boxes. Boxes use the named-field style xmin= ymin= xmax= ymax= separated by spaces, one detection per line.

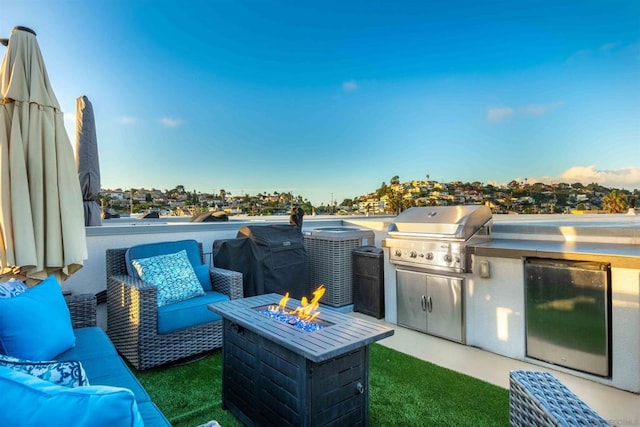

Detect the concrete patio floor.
xmin=351 ymin=312 xmax=639 ymax=426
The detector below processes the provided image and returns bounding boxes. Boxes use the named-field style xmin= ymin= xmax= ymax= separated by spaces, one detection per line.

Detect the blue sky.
xmin=2 ymin=1 xmax=639 ymax=205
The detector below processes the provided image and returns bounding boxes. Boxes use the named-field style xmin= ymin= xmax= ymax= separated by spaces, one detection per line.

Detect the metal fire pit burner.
xmin=209 ymin=294 xmax=394 ymax=427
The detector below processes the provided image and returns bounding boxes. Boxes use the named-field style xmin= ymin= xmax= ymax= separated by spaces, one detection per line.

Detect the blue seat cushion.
xmin=0 ymin=365 xmax=143 ymax=427
xmin=137 ymin=401 xmax=172 ymax=426
xmin=125 ymin=239 xmax=212 ymax=290
xmin=79 ymin=354 xmax=151 ymax=404
xmin=56 ymin=327 xmax=118 ymax=361
xmin=56 ymin=327 xmax=150 ymax=404
xmin=157 ymin=291 xmax=229 ymax=334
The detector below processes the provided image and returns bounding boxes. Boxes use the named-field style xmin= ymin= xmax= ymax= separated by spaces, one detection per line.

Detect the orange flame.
xmin=277 ymin=292 xmax=290 ymax=310
xmin=271 ymin=285 xmax=326 ymax=322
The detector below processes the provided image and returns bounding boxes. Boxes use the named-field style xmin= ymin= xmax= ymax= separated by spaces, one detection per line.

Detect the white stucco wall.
xmin=465 ymin=256 xmax=525 ymax=359
xmin=610 ymin=267 xmax=640 ymax=392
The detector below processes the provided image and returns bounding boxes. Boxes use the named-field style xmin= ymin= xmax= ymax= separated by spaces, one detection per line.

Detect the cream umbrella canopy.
xmin=0 ymin=26 xmax=87 ymax=283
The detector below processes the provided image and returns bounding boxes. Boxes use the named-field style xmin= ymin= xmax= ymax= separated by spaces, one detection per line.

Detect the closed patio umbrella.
xmin=75 ymin=95 xmax=102 ymax=226
xmin=0 ymin=26 xmax=87 ymax=283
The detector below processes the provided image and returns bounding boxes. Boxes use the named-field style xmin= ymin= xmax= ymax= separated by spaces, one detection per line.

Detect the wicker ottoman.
xmin=509 ymin=370 xmax=610 ymax=426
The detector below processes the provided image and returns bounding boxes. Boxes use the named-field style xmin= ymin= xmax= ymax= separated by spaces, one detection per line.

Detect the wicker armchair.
xmin=106 ymin=243 xmax=243 ymax=370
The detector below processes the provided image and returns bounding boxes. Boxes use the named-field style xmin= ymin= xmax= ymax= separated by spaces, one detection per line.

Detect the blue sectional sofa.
xmin=0 ymin=279 xmax=170 ymax=426
xmin=56 ymin=321 xmax=170 ymax=425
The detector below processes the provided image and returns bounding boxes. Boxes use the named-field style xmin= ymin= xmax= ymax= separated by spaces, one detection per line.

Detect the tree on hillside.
xmin=402 ymin=196 xmax=416 ymax=211
xmin=376 ymin=182 xmax=388 ymax=199
xmin=602 ymin=190 xmax=628 ymax=213
xmin=386 ymin=186 xmax=407 ymax=214
xmin=341 ymin=198 xmax=354 ymax=208
xmin=386 ymin=193 xmax=402 ymax=215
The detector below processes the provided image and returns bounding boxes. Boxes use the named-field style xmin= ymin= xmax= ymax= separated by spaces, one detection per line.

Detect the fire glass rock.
xmin=259 ymin=308 xmax=325 ymax=332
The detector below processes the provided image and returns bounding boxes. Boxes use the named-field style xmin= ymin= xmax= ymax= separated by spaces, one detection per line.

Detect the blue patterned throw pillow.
xmin=132 ymin=249 xmax=205 ymax=307
xmin=0 ymin=279 xmax=28 ymax=299
xmin=0 ymin=354 xmax=89 ymax=387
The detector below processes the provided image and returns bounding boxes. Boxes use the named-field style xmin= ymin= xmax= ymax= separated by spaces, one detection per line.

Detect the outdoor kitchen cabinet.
xmin=396 ymin=269 xmax=464 ymax=343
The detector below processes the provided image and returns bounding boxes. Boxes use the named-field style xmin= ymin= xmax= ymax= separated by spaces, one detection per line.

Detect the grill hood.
xmin=388 ymin=205 xmax=493 ymax=240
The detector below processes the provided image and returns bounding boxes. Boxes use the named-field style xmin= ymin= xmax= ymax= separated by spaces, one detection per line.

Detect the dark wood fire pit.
xmin=208 ymin=293 xmax=394 ymax=427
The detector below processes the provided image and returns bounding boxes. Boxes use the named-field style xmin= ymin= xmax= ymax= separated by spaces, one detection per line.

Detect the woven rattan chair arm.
xmin=109 ymin=274 xmax=156 ymax=292
xmin=107 ymin=274 xmax=159 ymax=330
xmin=65 ymin=293 xmax=97 ymax=328
xmin=105 ymin=248 xmax=129 ymax=278
xmin=210 ymin=267 xmax=243 ymax=300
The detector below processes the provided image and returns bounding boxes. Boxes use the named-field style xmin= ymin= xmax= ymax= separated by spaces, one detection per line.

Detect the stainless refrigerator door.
xmin=396 ymin=269 xmax=428 ymax=333
xmin=426 ymin=274 xmax=464 ymax=343
xmin=525 ymin=259 xmax=610 ymax=377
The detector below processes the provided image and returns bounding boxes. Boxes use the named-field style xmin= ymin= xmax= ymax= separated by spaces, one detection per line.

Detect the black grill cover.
xmin=213 ymin=237 xmax=253 ymax=294
xmin=213 ymin=224 xmax=309 ymax=299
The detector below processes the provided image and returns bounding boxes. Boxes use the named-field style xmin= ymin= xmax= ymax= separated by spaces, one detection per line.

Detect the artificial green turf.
xmin=368 ymin=344 xmax=509 ymax=426
xmin=136 ymin=344 xmax=509 ymax=426
xmin=135 ymin=352 xmax=241 ymax=427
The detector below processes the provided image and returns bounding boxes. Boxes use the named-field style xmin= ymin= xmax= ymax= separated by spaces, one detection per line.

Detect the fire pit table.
xmin=208 ymin=293 xmax=394 ymax=427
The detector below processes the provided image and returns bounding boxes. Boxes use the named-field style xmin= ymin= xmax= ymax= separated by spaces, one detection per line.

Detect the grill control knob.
xmin=444 ymin=254 xmax=453 ymax=263
xmin=426 ymin=253 xmax=433 ymax=260
xmin=395 ymin=249 xmax=402 ymax=257
xmin=410 ymin=251 xmax=417 ymax=258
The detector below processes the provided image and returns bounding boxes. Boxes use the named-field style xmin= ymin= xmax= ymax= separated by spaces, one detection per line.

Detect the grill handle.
xmin=427 ymin=296 xmax=433 ymax=313
xmin=421 ymin=295 xmax=427 ymax=312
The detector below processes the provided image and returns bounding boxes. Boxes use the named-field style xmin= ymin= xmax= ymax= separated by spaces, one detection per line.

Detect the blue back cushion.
xmin=193 ymin=264 xmax=213 ymax=292
xmin=125 ymin=240 xmax=212 ymax=291
xmin=0 ymin=275 xmax=75 ymax=360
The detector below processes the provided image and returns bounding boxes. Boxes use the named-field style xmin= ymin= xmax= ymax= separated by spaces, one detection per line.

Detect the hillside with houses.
xmin=99 ymin=178 xmax=636 ymax=218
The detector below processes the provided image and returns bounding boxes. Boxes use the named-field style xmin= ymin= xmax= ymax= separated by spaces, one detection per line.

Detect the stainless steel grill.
xmin=384 ymin=205 xmax=493 ymax=344
xmin=383 ymin=205 xmax=493 ymax=273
